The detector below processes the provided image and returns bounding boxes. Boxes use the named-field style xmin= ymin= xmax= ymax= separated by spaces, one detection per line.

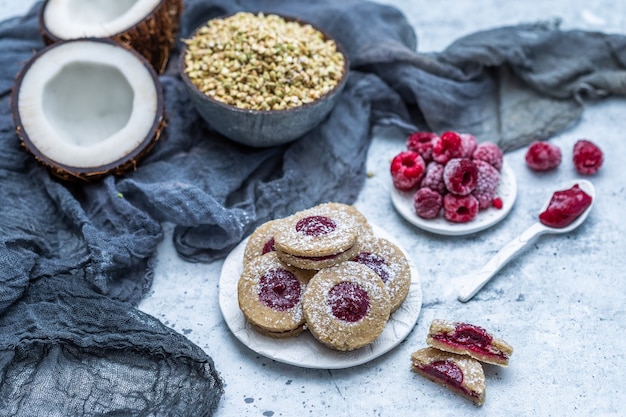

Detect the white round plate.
xmin=218 ymin=223 xmax=422 ymax=369
xmin=390 ymin=161 xmax=517 ymax=236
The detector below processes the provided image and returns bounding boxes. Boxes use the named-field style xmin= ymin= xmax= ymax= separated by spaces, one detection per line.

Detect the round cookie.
xmin=273 ymin=203 xmax=361 ymax=270
xmin=238 ymin=252 xmax=310 ymax=338
xmin=243 ymin=219 xmax=283 ymax=264
xmin=302 ymin=261 xmax=391 ymax=351
xmin=249 ymin=322 xmax=306 ymax=339
xmin=350 ymin=236 xmax=411 ymax=312
xmin=338 ymin=202 xmax=374 ymax=238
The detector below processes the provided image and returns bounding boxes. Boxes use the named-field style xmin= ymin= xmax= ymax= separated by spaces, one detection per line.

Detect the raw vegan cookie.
xmin=426 ymin=319 xmax=513 ymax=366
xmin=351 ymin=235 xmax=411 ymax=312
xmin=340 ymin=202 xmax=375 ymax=238
xmin=411 ymin=347 xmax=486 ymax=406
xmin=243 ymin=219 xmax=283 ymax=264
xmin=273 ymin=203 xmax=362 ymax=270
xmin=302 ymin=261 xmax=391 ymax=351
xmin=238 ymin=252 xmax=311 ymax=338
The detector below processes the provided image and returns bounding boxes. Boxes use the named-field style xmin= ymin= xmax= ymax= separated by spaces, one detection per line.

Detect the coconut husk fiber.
xmin=2 ymin=0 xmax=626 ymax=415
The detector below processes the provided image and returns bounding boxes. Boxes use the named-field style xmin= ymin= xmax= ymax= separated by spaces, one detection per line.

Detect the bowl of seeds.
xmin=180 ymin=12 xmax=349 ymax=147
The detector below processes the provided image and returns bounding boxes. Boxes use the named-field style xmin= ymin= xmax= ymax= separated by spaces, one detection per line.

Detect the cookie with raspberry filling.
xmin=303 ymin=261 xmax=391 ymax=351
xmin=273 ymin=203 xmax=361 ymax=270
xmin=426 ymin=319 xmax=513 ymax=366
xmin=411 ymin=347 xmax=486 ymax=406
xmin=330 ymin=202 xmax=374 ymax=238
xmin=243 ymin=219 xmax=284 ymax=264
xmin=238 ymin=252 xmax=312 ymax=338
xmin=351 ymin=236 xmax=411 ymax=313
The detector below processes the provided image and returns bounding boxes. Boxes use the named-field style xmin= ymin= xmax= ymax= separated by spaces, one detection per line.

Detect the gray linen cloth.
xmin=1 ymin=0 xmax=625 ymax=415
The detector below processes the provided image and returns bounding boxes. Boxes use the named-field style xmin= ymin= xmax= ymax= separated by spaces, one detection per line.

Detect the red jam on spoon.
xmin=539 ymin=184 xmax=592 ymax=228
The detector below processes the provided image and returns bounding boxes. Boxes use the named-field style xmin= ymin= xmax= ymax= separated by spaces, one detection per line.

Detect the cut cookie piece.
xmin=238 ymin=252 xmax=312 ymax=338
xmin=303 ymin=261 xmax=391 ymax=351
xmin=273 ymin=203 xmax=361 ymax=270
xmin=427 ymin=319 xmax=513 ymax=366
xmin=411 ymin=347 xmax=486 ymax=406
xmin=350 ymin=236 xmax=411 ymax=313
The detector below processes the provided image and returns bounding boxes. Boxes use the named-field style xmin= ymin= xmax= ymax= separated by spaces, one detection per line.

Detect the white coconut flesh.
xmin=16 ymin=40 xmax=160 ymax=168
xmin=43 ymin=0 xmax=162 ymax=39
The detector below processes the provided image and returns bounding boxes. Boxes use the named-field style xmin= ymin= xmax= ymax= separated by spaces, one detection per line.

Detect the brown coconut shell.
xmin=10 ymin=38 xmax=167 ymax=183
xmin=38 ymin=0 xmax=183 ymax=75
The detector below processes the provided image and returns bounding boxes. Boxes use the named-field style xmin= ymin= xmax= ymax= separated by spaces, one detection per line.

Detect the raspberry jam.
xmin=423 ymin=360 xmax=464 ymax=388
xmin=297 ymin=252 xmax=342 ymax=261
xmin=262 ymin=238 xmax=275 ymax=255
xmin=450 ymin=323 xmax=492 ymax=348
xmin=295 ymin=215 xmax=336 ymax=236
xmin=432 ymin=322 xmax=505 ymax=359
xmin=258 ymin=269 xmax=301 ymax=311
xmin=353 ymin=252 xmax=390 ymax=283
xmin=539 ymin=184 xmax=592 ymax=228
xmin=327 ymin=282 xmax=370 ymax=322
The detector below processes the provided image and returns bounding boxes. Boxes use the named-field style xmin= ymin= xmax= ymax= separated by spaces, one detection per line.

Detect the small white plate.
xmin=218 ymin=224 xmax=422 ymax=369
xmin=390 ymin=161 xmax=517 ymax=236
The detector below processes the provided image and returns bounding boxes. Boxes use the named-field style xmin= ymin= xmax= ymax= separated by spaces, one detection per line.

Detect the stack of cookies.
xmin=411 ymin=319 xmax=514 ymax=406
xmin=237 ymin=202 xmax=412 ymax=351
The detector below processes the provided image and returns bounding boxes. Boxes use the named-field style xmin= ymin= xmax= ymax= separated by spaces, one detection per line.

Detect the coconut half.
xmin=39 ymin=0 xmax=183 ymax=74
xmin=11 ymin=38 xmax=165 ymax=182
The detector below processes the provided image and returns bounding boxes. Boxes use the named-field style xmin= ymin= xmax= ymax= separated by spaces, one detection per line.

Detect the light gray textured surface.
xmin=5 ymin=1 xmax=624 ymax=416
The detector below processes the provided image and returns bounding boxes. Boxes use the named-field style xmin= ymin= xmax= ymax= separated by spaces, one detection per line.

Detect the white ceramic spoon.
xmin=457 ymin=179 xmax=595 ymax=302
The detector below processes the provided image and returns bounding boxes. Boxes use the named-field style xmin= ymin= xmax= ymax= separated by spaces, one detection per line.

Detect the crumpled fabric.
xmin=1 ymin=0 xmax=625 ymax=415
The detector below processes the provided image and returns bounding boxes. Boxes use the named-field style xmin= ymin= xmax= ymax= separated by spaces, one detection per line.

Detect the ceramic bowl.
xmin=179 ymin=13 xmax=349 ymax=148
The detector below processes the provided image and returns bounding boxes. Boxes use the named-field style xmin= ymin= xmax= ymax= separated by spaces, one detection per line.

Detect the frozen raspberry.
xmin=433 ymin=131 xmax=464 ymax=164
xmin=443 ymin=158 xmax=478 ymax=196
xmin=472 ymin=160 xmax=501 ymax=210
xmin=573 ymin=139 xmax=603 ymax=175
xmin=443 ymin=194 xmax=479 ymax=223
xmin=407 ymin=131 xmax=438 ymax=163
xmin=414 ymin=188 xmax=443 ymax=219
xmin=525 ymin=141 xmax=562 ymax=171
xmin=460 ymin=133 xmax=478 ymax=158
xmin=390 ymin=151 xmax=426 ymax=191
xmin=419 ymin=161 xmax=446 ymax=195
xmin=492 ymin=197 xmax=503 ymax=209
xmin=472 ymin=141 xmax=503 ymax=171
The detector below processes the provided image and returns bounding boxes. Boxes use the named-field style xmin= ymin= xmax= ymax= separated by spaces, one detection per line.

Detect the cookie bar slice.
xmin=427 ymin=319 xmax=513 ymax=366
xmin=411 ymin=347 xmax=486 ymax=406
